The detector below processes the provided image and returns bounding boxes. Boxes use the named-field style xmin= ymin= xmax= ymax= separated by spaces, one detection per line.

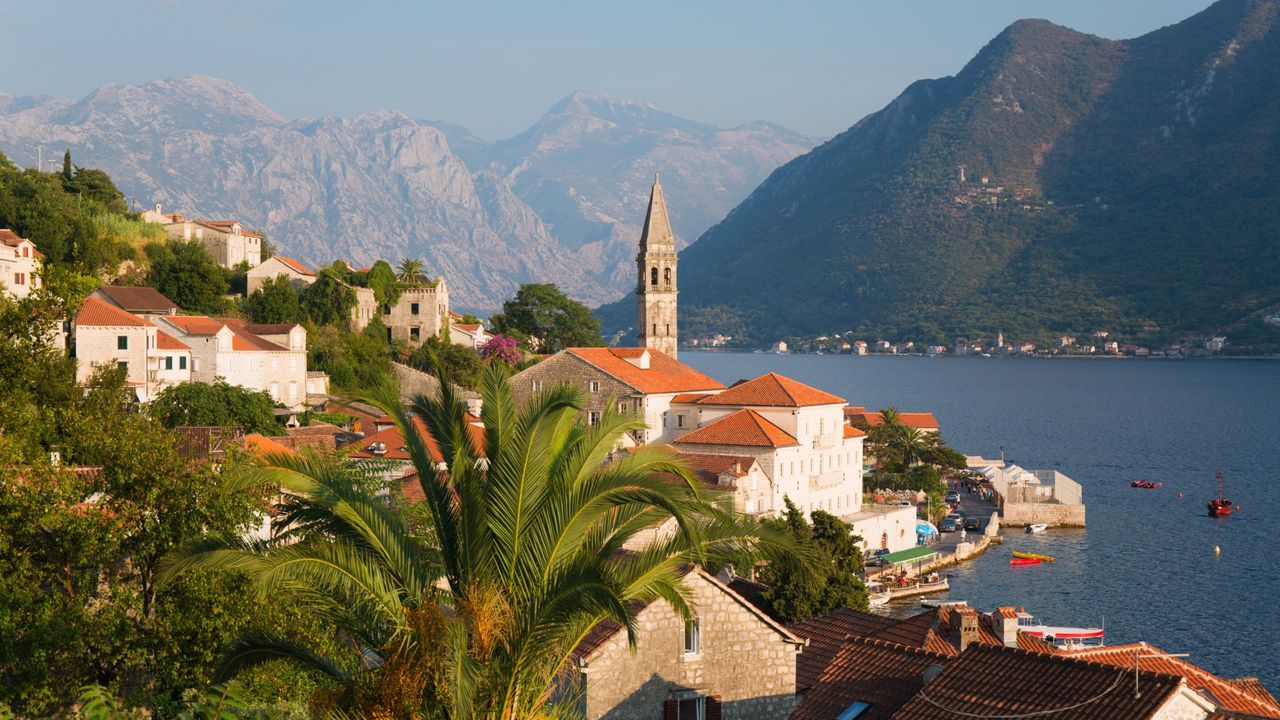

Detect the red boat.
xmin=1207 ymin=469 xmax=1232 ymax=518
xmin=1130 ymin=480 xmax=1161 ymax=489
xmin=1010 ymin=557 xmax=1042 ymax=567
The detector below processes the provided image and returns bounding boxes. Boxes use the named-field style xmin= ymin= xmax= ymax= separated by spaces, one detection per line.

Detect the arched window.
xmin=881 ymin=532 xmax=889 ymax=550
xmin=663 ymin=267 xmax=671 ymax=284
xmin=650 ymin=267 xmax=658 ymax=286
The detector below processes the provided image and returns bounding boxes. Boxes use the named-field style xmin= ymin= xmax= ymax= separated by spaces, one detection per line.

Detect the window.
xmin=650 ymin=267 xmax=658 ymax=286
xmin=270 ymin=382 xmax=280 ymax=400
xmin=179 ymin=356 xmax=187 ymax=370
xmin=587 ymin=411 xmax=600 ymax=427
xmin=676 ymin=414 xmax=685 ymax=428
xmin=618 ymin=401 xmax=627 ymax=412
xmin=588 ymin=381 xmax=600 ymax=393
xmin=14 ymin=273 xmax=23 ymax=285
xmin=116 ymin=361 xmax=128 ymax=370
xmin=683 ymin=618 xmax=701 ymax=655
xmin=652 ymin=323 xmax=657 ymax=336
xmin=164 ymin=356 xmax=173 ymax=370
xmin=410 ymin=327 xmax=421 ymax=341
xmin=663 ymin=267 xmax=671 ymax=284
xmin=117 ymin=335 xmax=128 ymax=350
xmin=677 ymin=698 xmax=705 ymax=720
xmin=21 ymin=246 xmax=28 ymax=257
xmin=411 ymin=302 xmax=420 ymax=315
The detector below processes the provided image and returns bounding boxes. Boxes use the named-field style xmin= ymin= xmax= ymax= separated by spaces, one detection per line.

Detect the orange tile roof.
xmin=671 ymin=393 xmax=713 ymax=404
xmin=893 ymin=644 xmax=1186 ymax=720
xmin=1229 ymin=677 xmax=1280 ymax=709
xmin=696 ymin=372 xmax=844 ymax=407
xmin=670 ymin=451 xmax=758 ymax=489
xmin=844 ymin=425 xmax=865 ymax=438
xmin=154 ymin=328 xmax=189 ymax=351
xmin=791 ymin=637 xmax=952 ymax=720
xmin=565 ymin=348 xmax=725 ymax=394
xmin=241 ymin=433 xmax=298 ymax=458
xmin=846 ymin=409 xmax=940 ymax=429
xmin=674 ymin=409 xmax=798 ymax=448
xmin=788 ymin=608 xmax=901 ymax=692
xmin=272 ymin=255 xmax=314 ymax=276
xmin=348 ymin=415 xmax=486 ymax=463
xmin=94 ymin=285 xmax=176 ymax=313
xmin=1064 ymin=643 xmax=1280 ymax=718
xmin=453 ymin=323 xmax=482 ymax=332
xmin=161 ymin=315 xmax=228 ymax=335
xmin=76 ymin=296 xmax=149 ymax=327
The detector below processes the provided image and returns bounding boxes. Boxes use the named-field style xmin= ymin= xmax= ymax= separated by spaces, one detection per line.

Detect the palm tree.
xmin=164 ymin=364 xmax=792 ymax=718
xmin=397 ymin=258 xmax=426 ymax=285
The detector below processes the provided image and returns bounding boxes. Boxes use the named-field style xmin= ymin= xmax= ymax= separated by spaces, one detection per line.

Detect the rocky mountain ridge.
xmin=0 ymin=77 xmax=814 ymax=311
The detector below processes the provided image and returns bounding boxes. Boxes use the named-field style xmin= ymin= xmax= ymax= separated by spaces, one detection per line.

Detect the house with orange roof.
xmin=246 ymin=254 xmax=316 ymax=293
xmin=156 ymin=210 xmax=262 ymax=269
xmin=152 ymin=315 xmax=309 ymax=409
xmin=508 ymin=347 xmax=726 ymax=445
xmin=844 ymin=407 xmax=940 ymax=434
xmin=447 ymin=311 xmax=491 ymax=349
xmin=666 ymin=372 xmax=865 ymax=518
xmin=72 ymin=296 xmax=192 ymax=401
xmin=0 ymin=228 xmax=42 ymax=299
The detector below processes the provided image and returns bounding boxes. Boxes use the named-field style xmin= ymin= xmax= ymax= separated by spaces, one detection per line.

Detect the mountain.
xmin=0 ymin=79 xmax=813 ymax=311
xmin=618 ymin=0 xmax=1280 ymax=350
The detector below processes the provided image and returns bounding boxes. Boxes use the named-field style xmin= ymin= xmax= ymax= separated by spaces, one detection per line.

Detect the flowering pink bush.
xmin=480 ymin=334 xmax=522 ymax=365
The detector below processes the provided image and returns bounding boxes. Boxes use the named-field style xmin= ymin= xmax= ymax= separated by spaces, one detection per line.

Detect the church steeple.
xmin=637 ymin=173 xmax=678 ymax=358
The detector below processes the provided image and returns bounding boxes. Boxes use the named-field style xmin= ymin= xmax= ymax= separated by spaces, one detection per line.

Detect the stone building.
xmin=246 ymin=255 xmax=316 ymax=293
xmin=508 ymin=347 xmax=724 ymax=445
xmin=383 ymin=282 xmax=450 ymax=346
xmin=636 ymin=174 xmax=678 ymax=359
xmin=152 ymin=315 xmax=309 ymax=410
xmin=157 ymin=212 xmax=263 ymax=269
xmin=567 ymin=567 xmax=804 ymax=719
xmin=0 ymin=228 xmax=41 ymax=299
xmin=72 ymin=296 xmax=192 ymax=402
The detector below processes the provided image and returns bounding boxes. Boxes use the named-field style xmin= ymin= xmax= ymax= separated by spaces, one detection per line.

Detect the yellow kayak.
xmin=1012 ymin=552 xmax=1055 ymax=563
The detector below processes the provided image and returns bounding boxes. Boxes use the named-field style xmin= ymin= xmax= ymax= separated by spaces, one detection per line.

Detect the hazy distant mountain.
xmin=602 ymin=0 xmax=1280 ymax=350
xmin=0 ymin=78 xmax=813 ymax=310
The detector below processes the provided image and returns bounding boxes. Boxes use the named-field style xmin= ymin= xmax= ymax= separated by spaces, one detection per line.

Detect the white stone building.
xmin=665 ymin=372 xmax=865 ymax=519
xmin=246 ymin=255 xmax=316 ymax=293
xmin=153 ymin=315 xmax=309 ymax=410
xmin=447 ymin=311 xmax=491 ymax=349
xmin=72 ymin=296 xmax=192 ymax=402
xmin=156 ymin=211 xmax=263 ymax=270
xmin=0 ymin=229 xmax=41 ymax=299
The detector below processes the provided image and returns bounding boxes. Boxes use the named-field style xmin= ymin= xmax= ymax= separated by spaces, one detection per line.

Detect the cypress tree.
xmin=62 ymin=148 xmax=72 ymax=180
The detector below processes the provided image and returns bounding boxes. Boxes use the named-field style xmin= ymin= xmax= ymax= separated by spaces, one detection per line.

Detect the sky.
xmin=0 ymin=0 xmax=1215 ymax=140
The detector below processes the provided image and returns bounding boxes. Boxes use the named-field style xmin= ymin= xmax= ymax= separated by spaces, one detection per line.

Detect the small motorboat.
xmin=865 ymin=581 xmax=891 ymax=607
xmin=1129 ymin=480 xmax=1161 ymax=489
xmin=1025 ymin=524 xmax=1048 ymax=534
xmin=1010 ymin=557 xmax=1042 ymax=566
xmin=1012 ymin=552 xmax=1055 ymax=563
xmin=921 ymin=598 xmax=966 ymax=608
xmin=1017 ymin=612 xmax=1105 ymax=648
xmin=1207 ymin=469 xmax=1232 ymax=518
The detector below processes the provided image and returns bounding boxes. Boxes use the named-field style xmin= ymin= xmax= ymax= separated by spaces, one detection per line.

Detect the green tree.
xmin=163 ymin=366 xmax=795 ymax=717
xmin=306 ymin=321 xmax=392 ymax=392
xmin=244 ymin=276 xmax=302 ymax=324
xmin=365 ymin=259 xmax=401 ymax=308
xmin=756 ymin=498 xmax=868 ymax=623
xmin=62 ymin=148 xmax=72 ymax=181
xmin=490 ymin=283 xmax=604 ymax=354
xmin=300 ymin=266 xmax=356 ymax=326
xmin=64 ymin=168 xmax=128 ymax=214
xmin=144 ymin=240 xmax=229 ymax=314
xmin=396 ymin=257 xmax=425 ymax=285
xmin=409 ymin=335 xmax=485 ymax=389
xmin=150 ymin=381 xmax=281 ymax=435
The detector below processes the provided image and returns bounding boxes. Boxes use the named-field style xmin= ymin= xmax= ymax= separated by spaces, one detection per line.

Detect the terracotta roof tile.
xmin=241 ymin=433 xmax=298 ymax=458
xmin=1064 ymin=644 xmax=1280 ymax=718
xmin=891 ymin=644 xmax=1185 ymax=720
xmin=348 ymin=416 xmax=486 ymax=464
xmin=1228 ymin=678 xmax=1280 ymax=710
xmin=154 ymin=328 xmax=189 ymax=351
xmin=674 ymin=409 xmax=798 ymax=448
xmin=565 ymin=347 xmax=725 ymax=394
xmin=671 ymin=393 xmax=712 ymax=404
xmin=75 ymin=296 xmax=149 ymax=327
xmin=271 ymin=255 xmax=315 ymax=276
xmin=697 ymin=372 xmax=844 ymax=407
xmin=671 ymin=451 xmax=758 ymax=489
xmin=844 ymin=425 xmax=866 ymax=438
xmin=847 ymin=409 xmax=940 ymax=430
xmin=792 ymin=637 xmax=951 ymax=720
xmin=788 ymin=608 xmax=901 ymax=692
xmin=94 ymin=285 xmax=176 ymax=313
xmin=161 ymin=315 xmax=228 ymax=335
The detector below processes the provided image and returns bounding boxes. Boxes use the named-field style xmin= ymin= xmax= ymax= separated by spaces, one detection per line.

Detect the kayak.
xmin=1012 ymin=552 xmax=1055 ymax=563
xmin=1010 ymin=557 xmax=1042 ymax=566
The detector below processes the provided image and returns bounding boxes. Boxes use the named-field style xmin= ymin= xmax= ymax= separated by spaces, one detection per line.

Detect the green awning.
xmin=882 ymin=545 xmax=937 ymax=566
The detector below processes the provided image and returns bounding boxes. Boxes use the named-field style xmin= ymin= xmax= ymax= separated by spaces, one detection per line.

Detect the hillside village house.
xmin=90 ymin=285 xmax=177 ymax=317
xmin=448 ymin=311 xmax=491 ymax=348
xmin=508 ymin=347 xmax=726 ymax=446
xmin=567 ymin=567 xmax=804 ymax=720
xmin=153 ymin=315 xmax=309 ymax=409
xmin=0 ymin=229 xmax=41 ymax=299
xmin=144 ymin=205 xmax=263 ymax=270
xmin=72 ymin=297 xmax=192 ymax=402
xmin=246 ymin=255 xmax=316 ymax=293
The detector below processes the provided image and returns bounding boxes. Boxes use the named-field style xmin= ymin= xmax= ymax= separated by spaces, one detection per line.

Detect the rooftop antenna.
xmin=1133 ymin=648 xmax=1189 ymax=698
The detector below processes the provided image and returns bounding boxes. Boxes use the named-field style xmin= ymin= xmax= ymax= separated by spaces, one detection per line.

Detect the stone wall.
xmin=1001 ymin=502 xmax=1086 ymax=527
xmin=580 ymin=570 xmax=801 ymax=719
xmin=509 ymin=353 xmax=642 ymax=437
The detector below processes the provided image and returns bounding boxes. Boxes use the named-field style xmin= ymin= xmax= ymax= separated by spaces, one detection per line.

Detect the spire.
xmin=639 ymin=173 xmax=675 ymax=252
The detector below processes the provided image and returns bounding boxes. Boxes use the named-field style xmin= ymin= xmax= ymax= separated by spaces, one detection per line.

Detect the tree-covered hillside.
xmin=604 ymin=0 xmax=1280 ymax=351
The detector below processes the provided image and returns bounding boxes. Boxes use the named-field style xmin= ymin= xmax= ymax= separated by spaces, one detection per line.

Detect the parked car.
xmin=945 ymin=491 xmax=961 ymax=504
xmin=963 ymin=517 xmax=981 ymax=531
xmin=896 ymin=500 xmax=914 ymax=507
xmin=939 ymin=517 xmax=959 ymax=533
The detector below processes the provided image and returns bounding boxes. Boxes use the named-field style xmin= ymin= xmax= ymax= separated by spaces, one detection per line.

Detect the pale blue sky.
xmin=0 ymin=0 xmax=1214 ymax=139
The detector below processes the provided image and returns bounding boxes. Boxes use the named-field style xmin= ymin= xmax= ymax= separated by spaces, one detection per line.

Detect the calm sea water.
xmin=681 ymin=351 xmax=1280 ymax=691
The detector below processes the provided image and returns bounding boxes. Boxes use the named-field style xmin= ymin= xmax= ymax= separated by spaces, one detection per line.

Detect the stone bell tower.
xmin=636 ymin=173 xmax=678 ymax=358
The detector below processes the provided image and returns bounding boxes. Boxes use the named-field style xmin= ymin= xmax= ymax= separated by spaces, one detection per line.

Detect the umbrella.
xmin=916 ymin=521 xmax=938 ymax=537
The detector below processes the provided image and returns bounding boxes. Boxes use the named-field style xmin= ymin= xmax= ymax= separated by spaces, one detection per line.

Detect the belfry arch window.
xmin=663 ymin=267 xmax=671 ymax=284
xmin=650 ymin=267 xmax=658 ymax=286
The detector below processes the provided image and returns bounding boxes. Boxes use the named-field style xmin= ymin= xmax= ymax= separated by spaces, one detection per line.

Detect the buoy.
xmin=1214 ymin=545 xmax=1221 ymax=556
xmin=1177 ymin=492 xmax=1184 ymax=499
xmin=1235 ymin=505 xmax=1241 ymax=511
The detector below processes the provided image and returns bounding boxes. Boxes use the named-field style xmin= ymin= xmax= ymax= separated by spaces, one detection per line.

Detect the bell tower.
xmin=637 ymin=173 xmax=678 ymax=358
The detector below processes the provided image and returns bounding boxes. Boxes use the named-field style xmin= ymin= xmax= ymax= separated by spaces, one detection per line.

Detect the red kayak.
xmin=1010 ymin=557 xmax=1042 ymax=567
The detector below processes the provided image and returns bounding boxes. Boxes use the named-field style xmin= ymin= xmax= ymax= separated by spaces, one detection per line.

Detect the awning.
xmin=882 ymin=545 xmax=938 ymax=566
xmin=916 ymin=521 xmax=938 ymax=537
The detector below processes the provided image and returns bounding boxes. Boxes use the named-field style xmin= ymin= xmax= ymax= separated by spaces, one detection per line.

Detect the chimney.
xmin=466 ymin=398 xmax=483 ymax=416
xmin=950 ymin=608 xmax=980 ymax=652
xmin=993 ymin=607 xmax=1019 ymax=648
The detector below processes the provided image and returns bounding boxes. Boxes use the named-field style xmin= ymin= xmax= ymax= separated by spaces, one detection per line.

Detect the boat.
xmin=865 ymin=581 xmax=891 ymax=607
xmin=1010 ymin=557 xmax=1041 ymax=566
xmin=1129 ymin=480 xmax=1161 ymax=489
xmin=1207 ymin=469 xmax=1232 ymax=518
xmin=1017 ymin=612 xmax=1105 ymax=648
xmin=1012 ymin=552 xmax=1055 ymax=563
xmin=1025 ymin=523 xmax=1048 ymax=534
